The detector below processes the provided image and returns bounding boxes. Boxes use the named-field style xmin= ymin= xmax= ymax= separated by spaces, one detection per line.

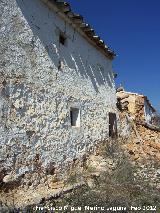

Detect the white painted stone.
xmin=0 ymin=0 xmax=117 ymax=177
xmin=144 ymin=100 xmax=155 ymax=124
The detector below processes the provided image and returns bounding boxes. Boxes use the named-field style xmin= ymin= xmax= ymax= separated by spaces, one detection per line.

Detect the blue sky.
xmin=67 ymin=0 xmax=160 ymax=111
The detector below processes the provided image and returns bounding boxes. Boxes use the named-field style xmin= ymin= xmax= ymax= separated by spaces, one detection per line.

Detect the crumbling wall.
xmin=135 ymin=96 xmax=145 ymax=122
xmin=127 ymin=94 xmax=136 ymax=116
xmin=0 ymin=0 xmax=117 ymax=183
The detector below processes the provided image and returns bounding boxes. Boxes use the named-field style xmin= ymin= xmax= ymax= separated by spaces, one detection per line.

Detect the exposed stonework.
xmin=0 ymin=0 xmax=117 ymax=186
xmin=116 ymin=89 xmax=157 ymax=125
xmin=116 ymin=88 xmax=160 ymax=189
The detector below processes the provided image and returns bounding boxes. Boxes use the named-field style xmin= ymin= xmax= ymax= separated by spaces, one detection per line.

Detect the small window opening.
xmin=70 ymin=108 xmax=80 ymax=127
xmin=109 ymin=112 xmax=117 ymax=138
xmin=59 ymin=33 xmax=66 ymax=46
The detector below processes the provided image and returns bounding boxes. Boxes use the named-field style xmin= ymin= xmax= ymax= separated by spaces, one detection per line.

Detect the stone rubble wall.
xmin=135 ymin=96 xmax=145 ymax=122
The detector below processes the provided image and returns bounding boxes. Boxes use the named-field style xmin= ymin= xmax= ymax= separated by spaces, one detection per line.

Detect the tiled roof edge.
xmin=41 ymin=0 xmax=116 ymax=60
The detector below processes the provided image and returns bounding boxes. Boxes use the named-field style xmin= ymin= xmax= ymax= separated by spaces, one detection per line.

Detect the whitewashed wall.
xmin=144 ymin=100 xmax=155 ymax=124
xmin=0 ymin=0 xmax=117 ymax=179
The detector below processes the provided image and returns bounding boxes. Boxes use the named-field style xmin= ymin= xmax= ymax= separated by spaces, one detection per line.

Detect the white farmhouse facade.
xmin=0 ymin=0 xmax=117 ymax=179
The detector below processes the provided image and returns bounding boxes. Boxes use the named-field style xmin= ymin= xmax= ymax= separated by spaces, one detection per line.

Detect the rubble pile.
xmin=118 ymin=111 xmax=160 ymax=189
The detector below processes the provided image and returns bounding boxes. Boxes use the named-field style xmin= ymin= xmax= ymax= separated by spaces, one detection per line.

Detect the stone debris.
xmin=0 ymin=177 xmax=85 ymax=209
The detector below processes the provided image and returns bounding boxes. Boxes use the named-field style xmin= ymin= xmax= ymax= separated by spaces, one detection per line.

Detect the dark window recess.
xmin=109 ymin=112 xmax=117 ymax=138
xmin=59 ymin=33 xmax=66 ymax=45
xmin=70 ymin=108 xmax=80 ymax=127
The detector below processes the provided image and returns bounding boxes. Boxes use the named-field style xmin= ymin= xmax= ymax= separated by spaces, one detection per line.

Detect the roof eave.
xmin=41 ymin=0 xmax=116 ymax=60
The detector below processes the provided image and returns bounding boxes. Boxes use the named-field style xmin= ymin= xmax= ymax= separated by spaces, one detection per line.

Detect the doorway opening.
xmin=109 ymin=112 xmax=117 ymax=138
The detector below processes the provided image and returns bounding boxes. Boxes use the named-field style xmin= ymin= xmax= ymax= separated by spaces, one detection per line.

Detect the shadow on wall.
xmin=17 ymin=0 xmax=114 ymax=92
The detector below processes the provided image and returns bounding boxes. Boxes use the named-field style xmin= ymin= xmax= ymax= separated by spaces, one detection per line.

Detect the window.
xmin=59 ymin=33 xmax=67 ymax=46
xmin=109 ymin=112 xmax=117 ymax=138
xmin=70 ymin=108 xmax=80 ymax=127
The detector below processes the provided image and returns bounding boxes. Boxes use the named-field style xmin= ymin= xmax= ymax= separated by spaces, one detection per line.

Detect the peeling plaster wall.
xmin=0 ymin=0 xmax=117 ymax=178
xmin=144 ymin=100 xmax=155 ymax=124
